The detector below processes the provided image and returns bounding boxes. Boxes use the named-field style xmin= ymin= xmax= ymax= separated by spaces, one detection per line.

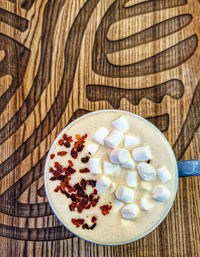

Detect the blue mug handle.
xmin=177 ymin=160 xmax=200 ymax=177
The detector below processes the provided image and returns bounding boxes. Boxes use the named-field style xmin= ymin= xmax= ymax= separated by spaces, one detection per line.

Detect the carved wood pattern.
xmin=0 ymin=0 xmax=199 ymax=256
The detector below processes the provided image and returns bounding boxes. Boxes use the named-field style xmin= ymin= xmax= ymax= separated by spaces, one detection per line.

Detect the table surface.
xmin=0 ymin=0 xmax=200 ymax=256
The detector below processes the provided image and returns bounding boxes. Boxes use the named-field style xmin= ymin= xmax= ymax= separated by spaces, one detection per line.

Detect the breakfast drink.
xmin=44 ymin=110 xmax=178 ymax=244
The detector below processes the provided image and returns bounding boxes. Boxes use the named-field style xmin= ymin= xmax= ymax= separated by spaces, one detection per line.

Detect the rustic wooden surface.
xmin=0 ymin=0 xmax=200 ymax=256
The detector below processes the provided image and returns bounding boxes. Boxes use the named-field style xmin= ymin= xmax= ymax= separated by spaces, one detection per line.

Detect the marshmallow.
xmin=110 ymin=149 xmax=130 ymax=164
xmin=105 ymin=129 xmax=124 ymax=148
xmin=132 ymin=146 xmax=152 ymax=161
xmin=121 ymin=157 xmax=135 ymax=169
xmin=121 ymin=204 xmax=139 ymax=220
xmin=114 ymin=199 xmax=125 ymax=210
xmin=86 ymin=144 xmax=99 ymax=155
xmin=103 ymin=161 xmax=119 ymax=175
xmin=89 ymin=158 xmax=102 ymax=174
xmin=115 ymin=185 xmax=134 ymax=203
xmin=112 ymin=116 xmax=128 ymax=133
xmin=137 ymin=162 xmax=156 ymax=181
xmin=140 ymin=181 xmax=152 ymax=192
xmin=124 ymin=135 xmax=141 ymax=147
xmin=140 ymin=195 xmax=153 ymax=211
xmin=96 ymin=176 xmax=111 ymax=194
xmin=126 ymin=172 xmax=137 ymax=188
xmin=93 ymin=127 xmax=109 ymax=145
xmin=157 ymin=166 xmax=172 ymax=183
xmin=152 ymin=185 xmax=171 ymax=201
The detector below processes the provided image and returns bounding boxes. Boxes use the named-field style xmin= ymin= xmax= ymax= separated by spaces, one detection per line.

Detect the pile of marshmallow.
xmin=86 ymin=116 xmax=172 ymax=220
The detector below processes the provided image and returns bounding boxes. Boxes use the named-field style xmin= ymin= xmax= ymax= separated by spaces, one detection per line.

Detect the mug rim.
xmin=44 ymin=109 xmax=179 ymax=245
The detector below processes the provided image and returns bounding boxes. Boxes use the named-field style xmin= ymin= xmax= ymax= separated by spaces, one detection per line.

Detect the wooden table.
xmin=0 ymin=0 xmax=200 ymax=256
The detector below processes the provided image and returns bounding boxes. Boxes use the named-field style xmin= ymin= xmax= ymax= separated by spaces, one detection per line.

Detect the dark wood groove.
xmin=93 ymin=34 xmax=198 ymax=77
xmin=0 ymin=224 xmax=75 ymax=241
xmin=106 ymin=14 xmax=192 ymax=53
xmin=86 ymin=79 xmax=184 ymax=108
xmin=21 ymin=0 xmax=37 ymax=10
xmin=146 ymin=114 xmax=169 ymax=133
xmin=173 ymin=80 xmax=200 ymax=160
xmin=0 ymin=33 xmax=31 ymax=115
xmin=0 ymin=8 xmax=29 ymax=32
xmin=67 ymin=109 xmax=90 ymax=124
xmin=123 ymin=0 xmax=188 ymax=10
xmin=37 ymin=185 xmax=46 ymax=197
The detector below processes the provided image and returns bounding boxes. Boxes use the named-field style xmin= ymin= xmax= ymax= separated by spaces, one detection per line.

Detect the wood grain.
xmin=0 ymin=0 xmax=199 ymax=256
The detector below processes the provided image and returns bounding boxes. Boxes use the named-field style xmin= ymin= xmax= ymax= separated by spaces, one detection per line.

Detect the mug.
xmin=44 ymin=110 xmax=200 ymax=245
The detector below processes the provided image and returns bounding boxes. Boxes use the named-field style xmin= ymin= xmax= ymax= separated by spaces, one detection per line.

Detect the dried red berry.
xmin=79 ymin=168 xmax=90 ymax=173
xmin=91 ymin=216 xmax=97 ymax=223
xmin=67 ymin=166 xmax=76 ymax=174
xmin=54 ymin=162 xmax=59 ymax=167
xmin=58 ymin=139 xmax=64 ymax=145
xmin=77 ymin=188 xmax=86 ymax=198
xmin=68 ymin=160 xmax=73 ymax=167
xmin=89 ymin=194 xmax=93 ymax=202
xmin=77 ymin=199 xmax=88 ymax=213
xmin=91 ymin=197 xmax=100 ymax=207
xmin=50 ymin=154 xmax=55 ymax=159
xmin=60 ymin=181 xmax=66 ymax=191
xmin=83 ymin=194 xmax=89 ymax=202
xmin=100 ymin=204 xmax=112 ymax=216
xmin=63 ymin=141 xmax=70 ymax=148
xmin=61 ymin=168 xmax=68 ymax=173
xmin=54 ymin=186 xmax=60 ymax=192
xmin=71 ymin=149 xmax=78 ymax=159
xmin=50 ymin=177 xmax=57 ymax=181
xmin=63 ymin=134 xmax=68 ymax=140
xmin=74 ymin=183 xmax=82 ymax=192
xmin=85 ymin=204 xmax=91 ymax=209
xmin=57 ymin=151 xmax=67 ymax=156
xmin=67 ymin=136 xmax=73 ymax=142
xmin=71 ymin=218 xmax=85 ymax=228
xmin=146 ymin=159 xmax=151 ymax=164
xmin=81 ymin=156 xmax=90 ymax=163
xmin=80 ymin=179 xmax=86 ymax=190
xmin=93 ymin=189 xmax=98 ymax=195
xmin=54 ymin=162 xmax=61 ymax=168
xmin=69 ymin=202 xmax=76 ymax=211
